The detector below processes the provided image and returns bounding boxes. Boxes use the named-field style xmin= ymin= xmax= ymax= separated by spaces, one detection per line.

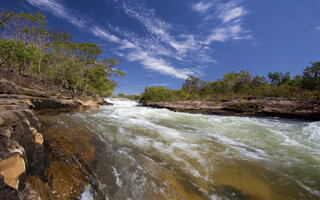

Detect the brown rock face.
xmin=0 ymin=66 xmax=111 ymax=199
xmin=29 ymin=127 xmax=43 ymax=145
xmin=144 ymin=98 xmax=320 ymax=120
xmin=96 ymin=97 xmax=113 ymax=106
xmin=82 ymin=99 xmax=99 ymax=108
xmin=0 ymin=154 xmax=25 ymax=189
xmin=0 ymin=99 xmax=43 ymax=200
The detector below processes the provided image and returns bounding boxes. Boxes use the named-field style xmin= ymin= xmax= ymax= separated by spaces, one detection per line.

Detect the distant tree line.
xmin=0 ymin=6 xmax=124 ymax=97
xmin=141 ymin=62 xmax=320 ymax=102
xmin=113 ymin=93 xmax=141 ymax=100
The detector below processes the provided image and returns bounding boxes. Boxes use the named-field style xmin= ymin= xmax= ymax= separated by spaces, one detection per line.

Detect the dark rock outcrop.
xmin=0 ymin=68 xmax=112 ymax=199
xmin=0 ymin=98 xmax=43 ymax=200
xmin=144 ymin=98 xmax=320 ymax=120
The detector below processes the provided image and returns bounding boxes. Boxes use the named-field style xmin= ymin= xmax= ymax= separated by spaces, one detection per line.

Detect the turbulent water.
xmin=57 ymin=98 xmax=319 ymax=200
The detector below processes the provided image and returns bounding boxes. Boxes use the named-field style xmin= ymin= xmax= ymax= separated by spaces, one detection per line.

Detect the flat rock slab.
xmin=144 ymin=98 xmax=320 ymax=120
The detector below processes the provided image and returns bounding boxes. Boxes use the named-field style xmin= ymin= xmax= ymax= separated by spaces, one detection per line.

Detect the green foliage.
xmin=141 ymin=87 xmax=174 ymax=102
xmin=268 ymin=72 xmax=291 ymax=85
xmin=302 ymin=62 xmax=320 ymax=90
xmin=0 ymin=39 xmax=40 ymax=74
xmin=141 ymin=62 xmax=320 ymax=102
xmin=0 ymin=7 xmax=124 ymax=97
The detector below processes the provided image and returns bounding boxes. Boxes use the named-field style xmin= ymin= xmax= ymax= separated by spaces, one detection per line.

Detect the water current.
xmin=55 ymin=98 xmax=319 ymax=200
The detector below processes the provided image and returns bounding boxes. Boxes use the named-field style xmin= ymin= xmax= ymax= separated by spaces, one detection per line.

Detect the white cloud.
xmin=170 ymin=34 xmax=198 ymax=54
xmin=91 ymin=26 xmax=121 ymax=43
xmin=316 ymin=26 xmax=320 ymax=30
xmin=26 ymin=0 xmax=88 ymax=28
xmin=119 ymin=40 xmax=136 ymax=49
xmin=199 ymin=0 xmax=251 ymax=45
xmin=220 ymin=6 xmax=247 ymax=23
xmin=192 ymin=1 xmax=212 ymax=13
xmin=27 ymin=0 xmax=122 ymax=44
xmin=27 ymin=0 xmax=251 ymax=80
xmin=27 ymin=0 xmax=199 ymax=79
xmin=127 ymin=52 xmax=193 ymax=79
xmin=217 ymin=0 xmax=248 ymax=23
xmin=203 ymin=24 xmax=250 ymax=43
xmin=122 ymin=2 xmax=202 ymax=58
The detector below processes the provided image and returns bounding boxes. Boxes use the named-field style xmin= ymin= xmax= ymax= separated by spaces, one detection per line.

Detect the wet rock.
xmin=82 ymin=99 xmax=99 ymax=108
xmin=34 ymin=115 xmax=97 ymax=200
xmin=30 ymin=98 xmax=82 ymax=110
xmin=18 ymin=183 xmax=42 ymax=200
xmin=96 ymin=97 xmax=113 ymax=106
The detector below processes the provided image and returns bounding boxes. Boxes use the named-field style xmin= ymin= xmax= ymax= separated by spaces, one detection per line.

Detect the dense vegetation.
xmin=141 ymin=62 xmax=320 ymax=102
xmin=0 ymin=7 xmax=124 ymax=97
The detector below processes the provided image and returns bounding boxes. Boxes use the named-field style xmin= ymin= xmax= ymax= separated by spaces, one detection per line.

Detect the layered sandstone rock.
xmin=0 ymin=98 xmax=43 ymax=200
xmin=0 ymin=68 xmax=111 ymax=200
xmin=144 ymin=98 xmax=320 ymax=120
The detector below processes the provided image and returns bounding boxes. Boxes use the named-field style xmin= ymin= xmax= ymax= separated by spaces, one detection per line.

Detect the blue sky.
xmin=1 ymin=0 xmax=320 ymax=94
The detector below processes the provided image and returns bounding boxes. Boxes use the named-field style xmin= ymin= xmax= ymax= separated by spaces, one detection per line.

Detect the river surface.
xmin=54 ymin=98 xmax=319 ymax=200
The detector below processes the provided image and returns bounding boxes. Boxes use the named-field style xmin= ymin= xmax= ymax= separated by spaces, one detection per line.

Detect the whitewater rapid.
xmin=70 ymin=98 xmax=320 ymax=200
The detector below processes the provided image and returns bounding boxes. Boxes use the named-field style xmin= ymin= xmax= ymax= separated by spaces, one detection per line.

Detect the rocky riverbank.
xmin=0 ymin=68 xmax=111 ymax=200
xmin=144 ymin=98 xmax=320 ymax=120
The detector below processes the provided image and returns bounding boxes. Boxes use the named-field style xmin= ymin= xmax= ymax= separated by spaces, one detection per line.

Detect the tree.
xmin=250 ymin=75 xmax=267 ymax=88
xmin=182 ymin=76 xmax=203 ymax=93
xmin=221 ymin=72 xmax=238 ymax=93
xmin=234 ymin=70 xmax=251 ymax=93
xmin=0 ymin=7 xmax=124 ymax=97
xmin=141 ymin=87 xmax=174 ymax=102
xmin=0 ymin=39 xmax=40 ymax=74
xmin=268 ymin=72 xmax=291 ymax=85
xmin=302 ymin=62 xmax=320 ymax=90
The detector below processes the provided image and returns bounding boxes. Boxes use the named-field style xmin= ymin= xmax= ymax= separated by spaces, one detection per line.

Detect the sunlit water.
xmin=57 ymin=98 xmax=319 ymax=200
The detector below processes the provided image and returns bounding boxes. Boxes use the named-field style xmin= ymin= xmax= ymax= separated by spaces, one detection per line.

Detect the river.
xmin=53 ymin=98 xmax=320 ymax=200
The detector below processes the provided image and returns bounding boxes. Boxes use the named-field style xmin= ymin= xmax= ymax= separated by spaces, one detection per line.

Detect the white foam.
xmin=67 ymin=97 xmax=320 ymax=199
xmin=297 ymin=181 xmax=320 ymax=196
xmin=105 ymin=98 xmax=139 ymax=107
xmin=112 ymin=167 xmax=122 ymax=187
xmin=79 ymin=185 xmax=94 ymax=200
xmin=302 ymin=122 xmax=320 ymax=144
